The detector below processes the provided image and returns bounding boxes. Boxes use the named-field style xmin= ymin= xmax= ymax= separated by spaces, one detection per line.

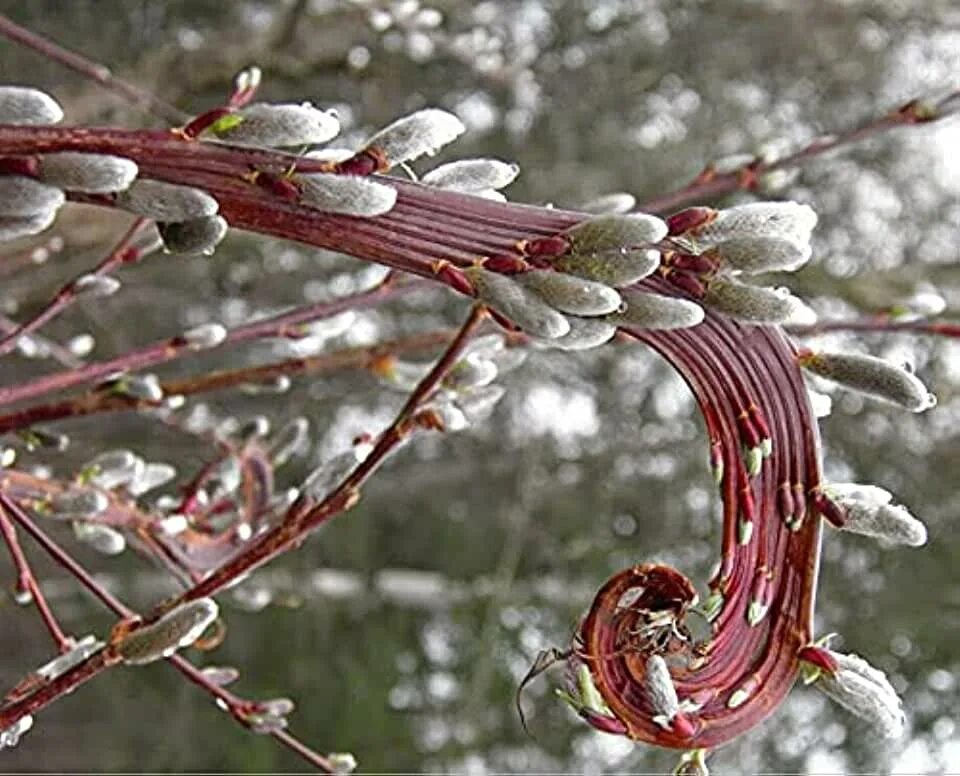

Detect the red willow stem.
xmin=0 ymin=62 xmax=938 ymax=759
xmin=0 ymin=14 xmax=188 ymax=125
xmin=0 ymin=217 xmax=150 ymax=357
xmin=580 ymin=305 xmax=821 ymax=748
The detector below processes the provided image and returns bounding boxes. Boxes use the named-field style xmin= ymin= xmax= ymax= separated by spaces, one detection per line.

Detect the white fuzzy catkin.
xmin=48 ymin=489 xmax=109 ymax=519
xmin=703 ymin=277 xmax=815 ymax=325
xmin=38 ymin=153 xmax=138 ymax=193
xmin=421 ymin=159 xmax=519 ymax=192
xmin=128 ymin=462 xmax=177 ymax=496
xmin=362 ymin=109 xmax=466 ymax=167
xmin=517 ymin=270 xmax=622 ymax=316
xmin=158 ymin=215 xmax=229 ymax=255
xmin=210 ymin=102 xmax=341 ymax=147
xmin=708 ymin=236 xmax=812 ymax=274
xmin=645 ymin=655 xmax=680 ymax=727
xmin=73 ymin=522 xmax=126 ymax=555
xmin=0 ymin=210 xmax=59 ymax=241
xmin=466 ymin=267 xmax=570 ymax=339
xmin=0 ymin=176 xmax=66 ymax=218
xmin=537 ymin=316 xmax=617 ymax=350
xmin=608 ymin=290 xmax=705 ymax=330
xmin=564 ymin=213 xmax=668 ymax=253
xmin=827 ymin=484 xmax=927 ymax=546
xmin=182 ymin=322 xmax=227 ymax=350
xmin=0 ymin=86 xmax=63 ymax=125
xmin=298 ymin=173 xmax=397 ymax=216
xmin=801 ymin=351 xmax=935 ymax=412
xmin=116 ymin=180 xmax=219 ymax=221
xmin=553 ymin=247 xmax=660 ymax=287
xmin=268 ymin=417 xmax=311 ymax=467
xmin=815 ymin=651 xmax=905 ymax=739
xmin=579 ymin=192 xmax=637 ymax=215
xmin=688 ymin=201 xmax=817 ymax=248
xmin=73 ymin=274 xmax=121 ymax=298
xmin=114 ymin=598 xmax=219 ymax=666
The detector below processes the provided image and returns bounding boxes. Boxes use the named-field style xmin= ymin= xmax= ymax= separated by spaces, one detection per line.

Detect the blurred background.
xmin=0 ymin=0 xmax=959 ymax=772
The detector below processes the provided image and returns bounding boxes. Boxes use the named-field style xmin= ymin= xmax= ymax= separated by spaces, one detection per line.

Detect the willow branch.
xmin=638 ymin=92 xmax=960 ymax=214
xmin=0 ymin=14 xmax=188 ymax=125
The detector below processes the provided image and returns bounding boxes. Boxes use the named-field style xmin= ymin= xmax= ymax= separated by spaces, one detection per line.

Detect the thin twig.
xmin=788 ymin=317 xmax=960 ymax=338
xmin=0 ymin=328 xmax=464 ymax=434
xmin=0 ymin=276 xmax=424 ymax=408
xmin=0 ymin=217 xmax=151 ymax=358
xmin=638 ymin=93 xmax=960 ymax=214
xmin=153 ymin=305 xmax=487 ymax=607
xmin=0 ymin=500 xmax=70 ymax=649
xmin=0 ymin=492 xmax=342 ymax=771
xmin=0 ymin=14 xmax=188 ymax=125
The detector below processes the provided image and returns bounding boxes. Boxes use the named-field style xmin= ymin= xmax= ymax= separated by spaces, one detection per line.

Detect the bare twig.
xmin=0 ymin=217 xmax=151 ymax=358
xmin=0 ymin=14 xmax=188 ymax=125
xmin=638 ymin=93 xmax=960 ymax=214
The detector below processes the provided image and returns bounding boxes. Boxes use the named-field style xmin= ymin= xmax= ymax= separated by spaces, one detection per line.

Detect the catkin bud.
xmin=85 ymin=449 xmax=141 ymax=483
xmin=182 ymin=322 xmax=228 ymax=350
xmin=268 ymin=417 xmax=311 ymax=467
xmin=579 ymin=192 xmax=637 ymax=215
xmin=456 ymin=385 xmax=506 ymax=424
xmin=298 ymin=173 xmax=397 ymax=216
xmin=466 ymin=267 xmax=570 ymax=339
xmin=553 ymin=247 xmax=660 ymax=288
xmin=0 ymin=86 xmax=63 ymax=125
xmin=800 ymin=351 xmax=936 ymax=412
xmin=158 ymin=216 xmax=228 ymax=255
xmin=825 ymin=483 xmax=927 ymax=546
xmin=48 ymin=489 xmax=109 ymax=519
xmin=73 ymin=521 xmax=126 ymax=555
xmin=518 ymin=270 xmax=622 ymax=316
xmin=0 ymin=714 xmax=33 ymax=750
xmin=111 ymin=374 xmax=164 ymax=402
xmin=200 ymin=665 xmax=240 ymax=686
xmin=38 ymin=153 xmax=138 ymax=194
xmin=73 ymin=273 xmax=121 ymax=298
xmin=421 ymin=158 xmax=519 ymax=192
xmin=0 ymin=210 xmax=58 ymax=241
xmin=362 ymin=109 xmax=465 ymax=168
xmin=36 ymin=635 xmax=104 ymax=680
xmin=116 ymin=180 xmax=219 ymax=221
xmin=208 ymin=102 xmax=340 ymax=147
xmin=814 ymin=650 xmax=905 ymax=738
xmin=114 ymin=598 xmax=219 ymax=665
xmin=707 ymin=236 xmax=812 ymax=274
xmin=537 ymin=316 xmax=617 ymax=350
xmin=443 ymin=354 xmax=498 ymax=391
xmin=326 ymin=752 xmax=358 ymax=775
xmin=703 ymin=277 xmax=816 ymax=325
xmin=608 ymin=290 xmax=705 ymax=330
xmin=564 ymin=213 xmax=668 ymax=254
xmin=0 ymin=176 xmax=65 ymax=218
xmin=129 ymin=462 xmax=177 ymax=496
xmin=686 ymin=201 xmax=817 ymax=248
xmin=645 ymin=655 xmax=680 ymax=728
